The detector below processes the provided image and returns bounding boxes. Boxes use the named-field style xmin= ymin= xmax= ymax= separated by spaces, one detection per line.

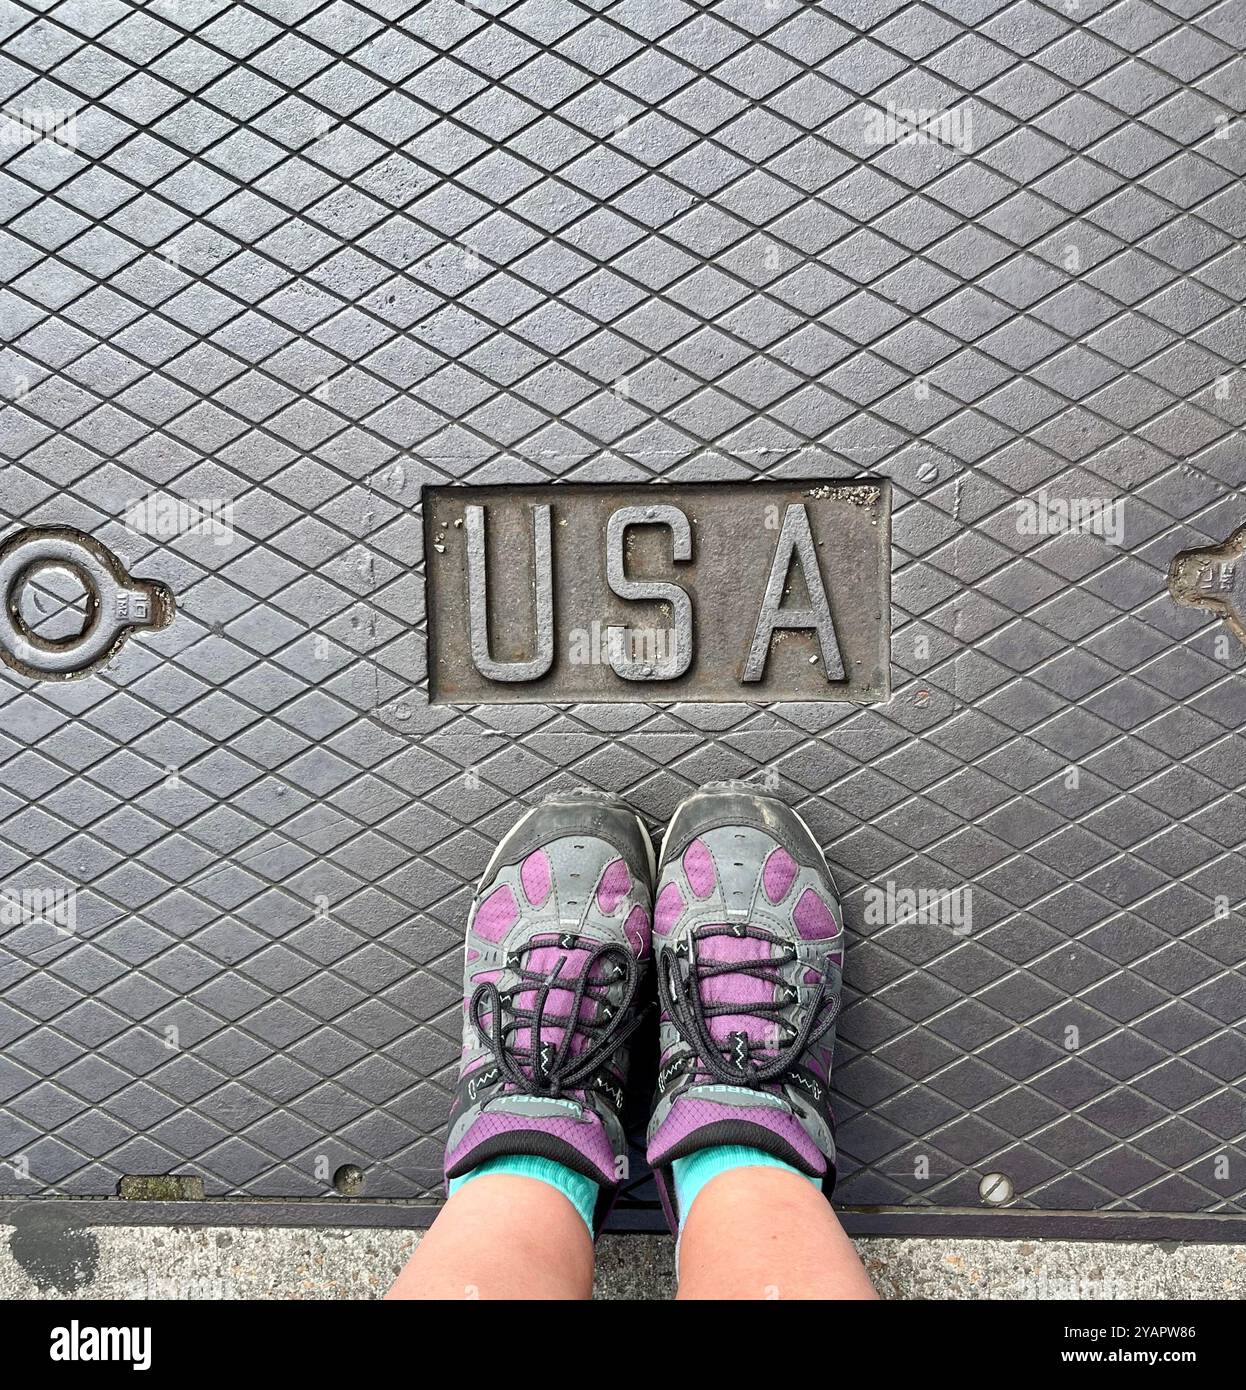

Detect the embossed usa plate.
xmin=424 ymin=481 xmax=890 ymax=704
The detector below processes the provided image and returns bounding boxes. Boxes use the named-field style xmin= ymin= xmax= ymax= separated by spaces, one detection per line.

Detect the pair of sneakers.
xmin=445 ymin=782 xmax=844 ymax=1234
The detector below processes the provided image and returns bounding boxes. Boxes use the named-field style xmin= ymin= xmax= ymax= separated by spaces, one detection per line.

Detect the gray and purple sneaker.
xmin=646 ymin=783 xmax=844 ymax=1230
xmin=445 ymin=791 xmax=654 ymax=1232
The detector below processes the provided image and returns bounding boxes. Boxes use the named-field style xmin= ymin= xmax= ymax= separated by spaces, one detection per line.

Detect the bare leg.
xmin=386 ymin=1174 xmax=594 ymax=1300
xmin=676 ymin=1166 xmax=877 ymax=1301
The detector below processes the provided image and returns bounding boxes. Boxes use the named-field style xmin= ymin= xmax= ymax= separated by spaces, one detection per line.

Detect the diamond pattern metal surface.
xmin=1 ymin=0 xmax=1244 ymax=1220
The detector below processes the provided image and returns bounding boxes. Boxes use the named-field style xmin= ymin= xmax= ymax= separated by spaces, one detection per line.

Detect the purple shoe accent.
xmin=474 ymin=884 xmax=518 ymax=942
xmin=466 ymin=947 xmax=481 ymax=962
xmin=447 ymin=1109 xmax=618 ymax=1186
xmin=683 ymin=839 xmax=715 ymax=898
xmin=804 ymin=967 xmax=820 ymax=984
xmin=525 ymin=943 xmax=594 ymax=977
xmin=654 ymin=881 xmax=684 ymax=934
xmin=624 ymin=904 xmax=650 ymax=959
xmin=793 ymin=888 xmax=838 ymax=940
xmin=521 ymin=850 xmax=552 ymax=907
xmin=511 ymin=944 xmax=602 ymax=1057
xmin=698 ymin=933 xmax=776 ymax=1046
xmin=762 ymin=847 xmax=798 ymax=903
xmin=649 ymin=1097 xmax=826 ymax=1176
xmin=596 ymin=858 xmax=630 ymax=914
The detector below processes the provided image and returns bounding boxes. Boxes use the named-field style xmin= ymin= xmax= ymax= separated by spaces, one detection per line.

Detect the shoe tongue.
xmin=511 ymin=941 xmax=607 ymax=1073
xmin=696 ymin=930 xmax=780 ymax=1052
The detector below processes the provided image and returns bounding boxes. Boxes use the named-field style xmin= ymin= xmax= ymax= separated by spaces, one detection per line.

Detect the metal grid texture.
xmin=1 ymin=0 xmax=1244 ymax=1223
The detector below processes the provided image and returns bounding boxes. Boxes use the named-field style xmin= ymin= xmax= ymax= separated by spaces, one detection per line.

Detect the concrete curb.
xmin=3 ymin=1226 xmax=1245 ymax=1300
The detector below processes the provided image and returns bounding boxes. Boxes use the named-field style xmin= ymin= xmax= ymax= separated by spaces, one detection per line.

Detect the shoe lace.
xmin=657 ymin=924 xmax=839 ymax=1089
xmin=470 ymin=935 xmax=645 ymax=1100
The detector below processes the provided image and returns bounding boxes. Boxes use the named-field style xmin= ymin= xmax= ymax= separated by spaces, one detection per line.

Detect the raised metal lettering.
xmin=605 ymin=504 xmax=693 ymax=681
xmin=743 ymin=504 xmax=844 ymax=682
xmin=465 ymin=503 xmax=554 ymax=682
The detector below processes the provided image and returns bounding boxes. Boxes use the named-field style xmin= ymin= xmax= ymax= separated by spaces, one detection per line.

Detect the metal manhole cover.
xmin=0 ymin=0 xmax=1244 ymax=1237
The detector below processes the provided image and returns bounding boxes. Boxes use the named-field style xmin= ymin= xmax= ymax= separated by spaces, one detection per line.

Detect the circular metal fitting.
xmin=0 ymin=528 xmax=173 ymax=679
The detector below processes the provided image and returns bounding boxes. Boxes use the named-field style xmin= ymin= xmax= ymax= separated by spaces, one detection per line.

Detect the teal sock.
xmin=671 ymin=1144 xmax=818 ymax=1230
xmin=448 ymin=1155 xmax=598 ymax=1236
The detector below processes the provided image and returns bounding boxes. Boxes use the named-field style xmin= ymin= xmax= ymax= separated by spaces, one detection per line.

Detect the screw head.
xmin=979 ymin=1171 xmax=1013 ymax=1205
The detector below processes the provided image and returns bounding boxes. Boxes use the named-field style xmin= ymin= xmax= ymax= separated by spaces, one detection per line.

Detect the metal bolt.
xmin=979 ymin=1172 xmax=1013 ymax=1205
xmin=916 ymin=461 xmax=940 ymax=484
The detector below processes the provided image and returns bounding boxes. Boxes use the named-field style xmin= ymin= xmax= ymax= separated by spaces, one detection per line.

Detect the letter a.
xmin=743 ymin=504 xmax=844 ymax=681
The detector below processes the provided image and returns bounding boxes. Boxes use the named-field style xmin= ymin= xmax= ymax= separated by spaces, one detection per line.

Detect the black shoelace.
xmin=657 ymin=924 xmax=839 ymax=1088
xmin=470 ymin=934 xmax=644 ymax=1100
